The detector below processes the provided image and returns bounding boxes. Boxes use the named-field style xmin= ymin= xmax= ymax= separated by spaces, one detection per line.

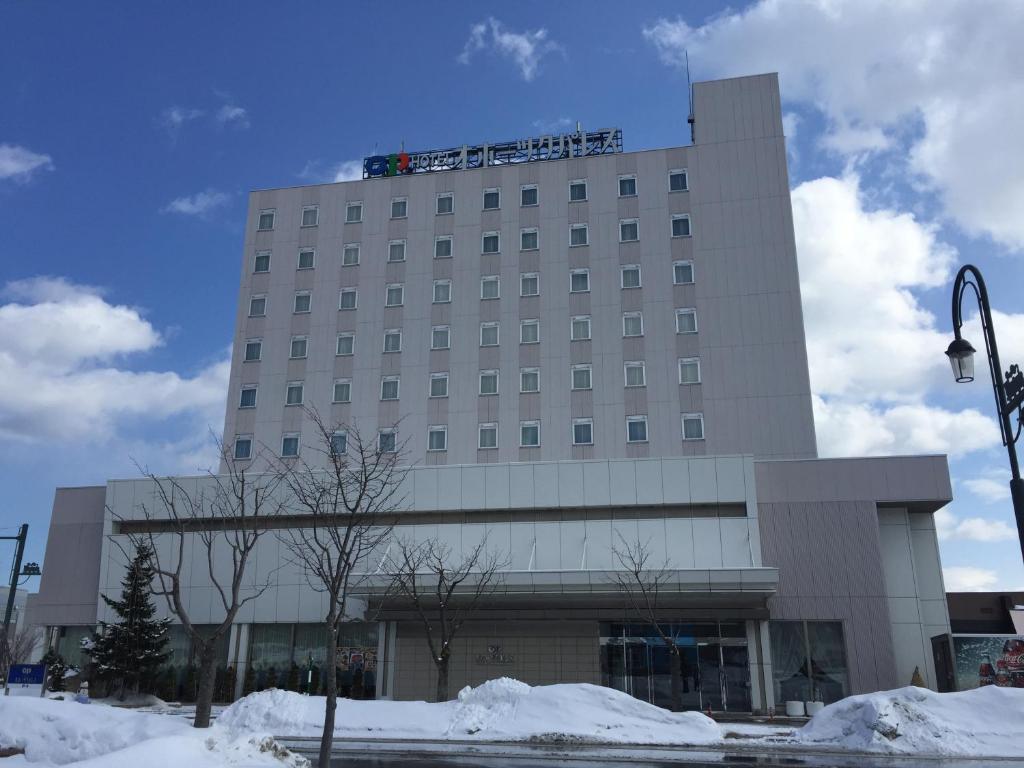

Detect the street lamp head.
xmin=21 ymin=562 xmax=41 ymax=577
xmin=946 ymin=337 xmax=977 ymax=383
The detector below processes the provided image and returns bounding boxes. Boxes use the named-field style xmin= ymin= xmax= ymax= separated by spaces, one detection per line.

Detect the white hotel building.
xmin=28 ymin=73 xmax=955 ymax=711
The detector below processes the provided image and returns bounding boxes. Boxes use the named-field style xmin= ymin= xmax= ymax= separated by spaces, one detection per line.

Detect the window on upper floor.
xmin=623 ymin=312 xmax=644 ymax=338
xmin=427 ymin=425 xmax=448 ymax=452
xmin=433 ymin=279 xmax=452 ymax=304
xmin=676 ymin=308 xmax=698 ymax=334
xmin=330 ymin=431 xmax=347 ymax=455
xmin=297 ymin=248 xmax=315 ymax=270
xmin=682 ymin=413 xmax=705 ymax=440
xmin=483 ymin=188 xmax=500 ymax=210
xmin=378 ymin=430 xmax=397 ymax=453
xmin=478 ymin=423 xmax=498 ymax=449
xmin=333 ymin=379 xmax=352 ymax=404
xmin=385 ymin=284 xmax=404 ymax=307
xmin=569 ymin=223 xmax=589 ymax=247
xmin=434 ymin=235 xmax=453 ymax=259
xmin=621 ymin=264 xmax=641 ymax=289
xmin=626 ymin=415 xmax=648 ymax=443
xmin=248 ymin=294 xmax=266 ymax=317
xmin=436 ymin=192 xmax=454 ymax=215
xmin=482 ymin=231 xmax=500 ymax=254
xmin=293 ymin=291 xmax=311 ymax=314
xmin=480 ymin=322 xmax=499 ymax=347
xmin=383 ymin=328 xmax=402 ymax=353
xmin=624 ymin=361 xmax=646 ymax=387
xmin=388 ymin=239 xmax=406 ymax=263
xmin=244 ymin=339 xmax=262 ymax=362
xmin=336 ymin=333 xmax=355 ymax=356
xmin=253 ymin=251 xmax=270 ymax=273
xmin=431 ymin=325 xmax=450 ymax=350
xmin=570 ymin=269 xmax=590 ymax=293
xmin=430 ymin=372 xmax=449 ymax=398
xmin=285 ymin=381 xmax=304 ymax=406
xmin=669 ymin=169 xmax=689 ymax=192
xmin=281 ymin=433 xmax=300 ymax=458
xmin=571 ymin=364 xmax=592 ymax=390
xmin=257 ymin=209 xmax=275 ymax=231
xmin=520 ymin=420 xmax=541 ymax=447
xmin=520 ymin=184 xmax=538 ymax=207
xmin=345 ymin=201 xmax=362 ymax=223
xmin=480 ymin=275 xmax=500 ymax=300
xmin=573 ymin=418 xmax=594 ymax=446
xmin=479 ymin=370 xmax=499 ymax=395
xmin=239 ymin=385 xmax=257 ymax=409
xmin=289 ymin=336 xmax=308 ymax=359
xmin=520 ymin=227 xmax=539 ymax=251
xmin=672 ymin=214 xmax=692 ymax=238
xmin=520 ymin=272 xmax=540 ymax=297
xmin=673 ymin=260 xmax=694 ymax=285
xmin=520 ymin=319 xmax=540 ymax=344
xmin=571 ymin=315 xmax=591 ymax=341
xmin=679 ymin=357 xmax=701 ymax=385
xmin=569 ymin=179 xmax=587 ymax=202
xmin=301 ymin=205 xmax=319 ymax=227
xmin=380 ymin=376 xmax=400 ymax=401
xmin=390 ymin=197 xmax=407 ymax=219
xmin=618 ymin=174 xmax=637 ymax=197
xmin=520 ymin=367 xmax=540 ymax=393
xmin=339 ymin=288 xmax=358 ymax=310
xmin=234 ymin=435 xmax=253 ymax=460
xmin=342 ymin=243 xmax=360 ymax=266
xmin=619 ymin=218 xmax=639 ymax=242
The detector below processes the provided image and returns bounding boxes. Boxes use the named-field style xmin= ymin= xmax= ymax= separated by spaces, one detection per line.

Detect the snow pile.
xmin=446 ymin=677 xmax=721 ymax=744
xmin=797 ymin=685 xmax=1024 ymax=757
xmin=219 ymin=678 xmax=721 ymax=745
xmin=0 ymin=696 xmax=307 ymax=767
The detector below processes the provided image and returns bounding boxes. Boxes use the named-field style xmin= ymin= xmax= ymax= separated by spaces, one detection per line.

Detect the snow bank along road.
xmin=2 ymin=678 xmax=1024 ymax=766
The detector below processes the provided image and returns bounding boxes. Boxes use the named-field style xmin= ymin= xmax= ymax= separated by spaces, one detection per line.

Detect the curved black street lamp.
xmin=946 ymin=264 xmax=1024 ymax=564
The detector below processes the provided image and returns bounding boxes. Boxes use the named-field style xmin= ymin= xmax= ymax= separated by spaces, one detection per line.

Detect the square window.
xmin=286 ymin=382 xmax=304 ymax=406
xmin=339 ymin=288 xmax=358 ymax=310
xmin=679 ymin=358 xmax=701 ymax=384
xmin=676 ymin=308 xmax=698 ymax=334
xmin=342 ymin=244 xmax=360 ymax=266
xmin=620 ymin=219 xmax=639 ymax=242
xmin=520 ymin=228 xmax=539 ymax=251
xmin=380 ymin=377 xmax=400 ymax=400
xmin=378 ymin=430 xmax=396 ymax=453
xmin=480 ymin=322 xmax=499 ymax=346
xmin=483 ymin=188 xmax=500 ymax=210
xmin=333 ymin=379 xmax=351 ymax=403
xmin=249 ymin=295 xmax=267 ymax=317
xmin=385 ymin=284 xmax=404 ymax=307
xmin=569 ymin=180 xmax=587 ymax=202
xmin=570 ymin=270 xmax=590 ymax=293
xmin=430 ymin=373 xmax=449 ymax=398
xmin=673 ymin=260 xmax=694 ymax=285
xmin=330 ymin=431 xmax=347 ymax=455
xmin=431 ymin=325 xmax=450 ymax=350
xmin=234 ymin=435 xmax=252 ymax=460
xmin=345 ymin=202 xmax=363 ymax=223
xmin=618 ymin=175 xmax=637 ymax=197
xmin=434 ymin=236 xmax=453 ymax=259
xmin=571 ymin=365 xmax=592 ymax=390
xmin=520 ymin=319 xmax=539 ymax=344
xmin=293 ymin=292 xmax=311 ymax=314
xmin=672 ymin=215 xmax=692 ymax=238
xmin=621 ymin=264 xmax=641 ymax=288
xmin=520 ymin=421 xmax=540 ymax=447
xmin=257 ymin=209 xmax=275 ymax=231
xmin=627 ymin=416 xmax=648 ymax=443
xmin=427 ymin=426 xmax=448 ymax=451
xmin=521 ymin=185 xmax=538 ymax=207
xmin=244 ymin=339 xmax=262 ymax=362
xmin=623 ymin=312 xmax=644 ymax=337
xmin=388 ymin=240 xmax=406 ymax=263
xmin=482 ymin=231 xmax=500 ymax=254
xmin=624 ymin=361 xmax=646 ymax=387
xmin=336 ymin=333 xmax=355 ymax=356
xmin=520 ymin=273 xmax=539 ymax=296
xmin=281 ymin=434 xmax=300 ymax=457
xmin=520 ymin=368 xmax=540 ymax=393
xmin=682 ymin=413 xmax=705 ymax=440
xmin=239 ymin=386 xmax=257 ymax=408
xmin=254 ymin=251 xmax=270 ymax=273
xmin=433 ymin=280 xmax=452 ymax=304
xmin=301 ymin=205 xmax=319 ymax=227
xmin=669 ymin=169 xmax=689 ymax=192
xmin=480 ymin=276 xmax=500 ymax=300
xmin=573 ymin=419 xmax=593 ymax=446
xmin=478 ymin=423 xmax=498 ymax=449
xmin=569 ymin=224 xmax=589 ymax=247
xmin=290 ymin=336 xmax=308 ymax=359
xmin=383 ymin=329 xmax=402 ymax=353
xmin=571 ymin=315 xmax=591 ymax=341
xmin=391 ymin=197 xmax=407 ymax=219
xmin=479 ymin=370 xmax=499 ymax=395
xmin=436 ymin=192 xmax=454 ymax=215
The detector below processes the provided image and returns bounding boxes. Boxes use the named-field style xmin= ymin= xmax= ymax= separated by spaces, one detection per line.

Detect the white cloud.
xmin=158 ymin=106 xmax=205 ymax=138
xmin=936 ymin=503 xmax=1017 ymax=542
xmin=458 ymin=17 xmax=561 ymax=82
xmin=216 ymin=104 xmax=249 ymax=129
xmin=643 ymin=2 xmax=1024 ymax=250
xmin=532 ymin=117 xmax=574 ymax=134
xmin=161 ymin=189 xmax=231 ymax=217
xmin=299 ymin=159 xmax=363 ymax=184
xmin=0 ymin=143 xmax=54 ymax=182
xmin=0 ymin=277 xmax=228 ymax=444
xmin=944 ymin=565 xmax=1000 ymax=591
xmin=964 ymin=471 xmax=1012 ymax=503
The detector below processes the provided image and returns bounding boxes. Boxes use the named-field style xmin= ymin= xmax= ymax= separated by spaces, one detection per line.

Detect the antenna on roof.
xmin=686 ymin=50 xmax=696 ymax=144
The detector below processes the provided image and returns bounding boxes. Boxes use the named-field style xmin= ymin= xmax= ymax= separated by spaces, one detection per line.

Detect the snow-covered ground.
xmin=3 ymin=680 xmax=1023 ymax=765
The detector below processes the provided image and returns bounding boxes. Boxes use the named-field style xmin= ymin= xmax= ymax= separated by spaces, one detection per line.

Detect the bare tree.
xmin=386 ymin=536 xmax=507 ymax=702
xmin=610 ymin=535 xmax=687 ymax=711
xmin=1 ymin=625 xmax=41 ymax=679
xmin=274 ymin=410 xmax=405 ymax=768
xmin=119 ymin=442 xmax=286 ymax=727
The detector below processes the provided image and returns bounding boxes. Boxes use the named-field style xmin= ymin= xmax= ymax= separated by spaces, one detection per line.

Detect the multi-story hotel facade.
xmin=28 ymin=73 xmax=954 ymax=712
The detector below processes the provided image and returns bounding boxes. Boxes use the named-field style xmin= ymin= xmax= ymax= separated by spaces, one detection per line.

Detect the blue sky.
xmin=2 ymin=1 xmax=1023 ymax=591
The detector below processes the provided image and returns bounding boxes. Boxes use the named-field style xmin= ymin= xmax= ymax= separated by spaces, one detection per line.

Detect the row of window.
xmin=242 ymin=307 xmax=697 ymax=365
xmin=255 ymin=170 xmax=690 ymax=231
xmin=233 ymin=412 xmax=706 ymax=461
xmin=252 ymin=216 xmax=691 ymax=275
xmin=240 ymin=358 xmax=702 ymax=411
xmin=248 ymin=263 xmax=696 ymax=320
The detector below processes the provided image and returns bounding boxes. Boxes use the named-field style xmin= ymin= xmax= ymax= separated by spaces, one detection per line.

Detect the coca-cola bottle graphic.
xmin=979 ymin=655 xmax=996 ymax=686
xmin=995 ymin=658 xmax=1011 ymax=686
xmin=1000 ymin=638 xmax=1024 ymax=687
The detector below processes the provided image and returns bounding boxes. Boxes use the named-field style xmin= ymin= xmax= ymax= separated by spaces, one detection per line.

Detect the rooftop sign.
xmin=363 ymin=128 xmax=622 ymax=178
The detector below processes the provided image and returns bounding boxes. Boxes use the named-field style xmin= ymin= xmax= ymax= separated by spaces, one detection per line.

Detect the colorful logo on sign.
xmin=364 ymin=152 xmax=411 ymax=178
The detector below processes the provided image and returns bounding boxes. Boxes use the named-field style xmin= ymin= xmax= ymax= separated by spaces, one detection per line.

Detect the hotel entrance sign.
xmin=363 ymin=128 xmax=623 ymax=178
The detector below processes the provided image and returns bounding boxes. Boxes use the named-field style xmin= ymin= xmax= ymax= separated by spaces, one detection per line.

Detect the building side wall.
xmin=27 ymin=486 xmax=106 ymax=628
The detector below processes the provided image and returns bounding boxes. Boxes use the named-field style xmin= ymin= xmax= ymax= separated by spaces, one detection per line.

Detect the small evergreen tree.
xmin=41 ymin=650 xmax=68 ymax=692
xmin=83 ymin=544 xmax=171 ymax=700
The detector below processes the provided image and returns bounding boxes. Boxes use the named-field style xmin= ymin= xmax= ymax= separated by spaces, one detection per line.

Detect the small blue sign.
xmin=7 ymin=663 xmax=45 ymax=686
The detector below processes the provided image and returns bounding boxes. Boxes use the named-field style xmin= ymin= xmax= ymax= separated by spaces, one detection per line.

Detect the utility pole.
xmin=2 ymin=524 xmax=40 ymax=670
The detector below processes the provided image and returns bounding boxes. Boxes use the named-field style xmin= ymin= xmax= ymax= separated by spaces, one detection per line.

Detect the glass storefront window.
xmin=770 ymin=620 xmax=848 ymax=704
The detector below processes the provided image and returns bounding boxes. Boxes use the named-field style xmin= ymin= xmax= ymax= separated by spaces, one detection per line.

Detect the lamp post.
xmin=946 ymin=264 xmax=1024 ymax=565
xmin=2 ymin=524 xmax=42 ymax=673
